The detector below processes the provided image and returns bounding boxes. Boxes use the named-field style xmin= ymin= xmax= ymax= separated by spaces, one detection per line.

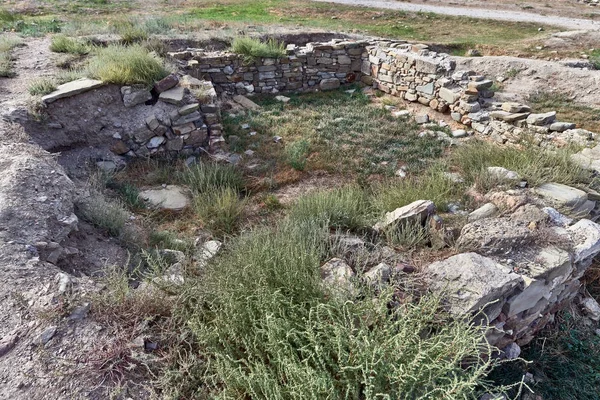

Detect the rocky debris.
xmin=35 ymin=326 xmax=57 ymax=346
xmin=549 ymin=121 xmax=576 ymax=132
xmin=426 ymin=253 xmax=522 ymax=317
xmin=321 ymin=258 xmax=355 ymax=294
xmin=233 ymin=95 xmax=261 ymax=111
xmin=542 ymin=206 xmax=573 ymax=227
xmin=373 ymin=200 xmax=435 ymax=231
xmin=414 ymin=114 xmax=430 ymax=124
xmin=501 ymin=102 xmax=530 ymax=113
xmin=581 ymin=297 xmax=600 ymax=321
xmin=457 ymin=216 xmax=536 ymax=254
xmin=567 ymin=219 xmax=600 ymax=262
xmin=468 ymin=202 xmax=498 ymax=222
xmin=139 ymin=185 xmax=190 ymax=211
xmin=41 ymin=78 xmax=104 ymax=104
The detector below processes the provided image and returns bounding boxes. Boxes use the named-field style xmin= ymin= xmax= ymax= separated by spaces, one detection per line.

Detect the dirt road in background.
xmin=311 ymin=0 xmax=600 ymax=30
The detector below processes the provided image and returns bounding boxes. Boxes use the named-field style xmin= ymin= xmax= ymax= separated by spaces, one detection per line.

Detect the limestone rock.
xmin=526 ymin=111 xmax=556 ymax=126
xmin=581 ymin=297 xmax=600 ymax=321
xmin=457 ymin=217 xmax=535 ymax=254
xmin=139 ymin=185 xmax=190 ymax=211
xmin=321 ymin=258 xmax=354 ymax=293
xmin=549 ymin=122 xmax=576 ymax=132
xmin=121 ymin=85 xmax=152 ymax=107
xmin=233 ymin=95 xmax=261 ymax=111
xmin=487 ymin=166 xmax=520 ymax=181
xmin=154 ymin=74 xmax=179 ymax=93
xmin=41 ymin=78 xmax=104 ymax=104
xmin=571 ymin=144 xmax=600 ymax=173
xmin=438 ymin=87 xmax=460 ymax=104
xmin=426 ymin=253 xmax=522 ymax=316
xmin=373 ymin=200 xmax=435 ymax=231
xmin=490 ymin=111 xmax=529 ymax=123
xmin=319 ymin=78 xmax=341 ymax=91
xmin=501 ymin=102 xmax=531 ymax=113
xmin=159 ymin=86 xmax=185 ymax=105
xmin=534 ymin=182 xmax=588 ymax=210
xmin=363 ymin=263 xmax=391 ymax=286
xmin=567 ymin=219 xmax=600 ymax=262
xmin=468 ymin=203 xmax=498 ymax=222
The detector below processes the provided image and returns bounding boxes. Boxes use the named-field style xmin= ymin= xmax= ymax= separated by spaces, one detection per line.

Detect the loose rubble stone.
xmin=549 ymin=122 xmax=576 ymax=132
xmin=567 ymin=219 xmax=600 ymax=262
xmin=121 ymin=85 xmax=152 ymax=107
xmin=233 ymin=95 xmax=261 ymax=110
xmin=501 ymin=102 xmax=531 ymax=113
xmin=275 ymin=95 xmax=291 ymax=103
xmin=321 ymin=258 xmax=355 ymax=294
xmin=581 ymin=297 xmax=600 ymax=321
xmin=154 ymin=74 xmax=179 ymax=93
xmin=363 ymin=263 xmax=391 ymax=286
xmin=414 ymin=114 xmax=430 ymax=124
xmin=139 ymin=185 xmax=190 ymax=211
xmin=487 ymin=166 xmax=520 ymax=181
xmin=373 ymin=200 xmax=435 ymax=231
xmin=534 ymin=182 xmax=589 ymax=211
xmin=501 ymin=342 xmax=521 ymax=360
xmin=468 ymin=203 xmax=498 ymax=222
xmin=42 ymin=78 xmax=104 ymax=104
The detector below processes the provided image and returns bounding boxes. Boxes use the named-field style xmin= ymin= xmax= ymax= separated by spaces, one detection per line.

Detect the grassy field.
xmin=0 ymin=0 xmax=556 ymax=54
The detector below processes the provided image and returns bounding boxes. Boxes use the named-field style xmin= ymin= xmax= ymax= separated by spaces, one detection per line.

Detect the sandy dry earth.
xmin=311 ymin=0 xmax=600 ymax=30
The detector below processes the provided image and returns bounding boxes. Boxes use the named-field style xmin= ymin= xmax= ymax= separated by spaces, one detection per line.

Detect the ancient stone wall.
xmin=175 ymin=40 xmax=368 ymax=95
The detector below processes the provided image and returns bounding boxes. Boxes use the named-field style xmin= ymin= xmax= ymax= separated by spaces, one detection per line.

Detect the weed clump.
xmin=86 ymin=44 xmax=168 ymax=85
xmin=0 ymin=35 xmax=22 ymax=77
xmin=50 ymin=35 xmax=90 ymax=55
xmin=28 ymin=78 xmax=57 ymax=96
xmin=76 ymin=193 xmax=129 ymax=237
xmin=194 ymin=187 xmax=247 ymax=235
xmin=231 ymin=36 xmax=286 ymax=61
xmin=289 ymin=186 xmax=371 ymax=230
xmin=179 ymin=162 xmax=244 ymax=195
xmin=285 ymin=139 xmax=310 ymax=171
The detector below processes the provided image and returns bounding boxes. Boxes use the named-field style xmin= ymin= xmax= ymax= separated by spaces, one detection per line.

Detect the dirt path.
xmin=311 ymin=0 xmax=600 ymax=30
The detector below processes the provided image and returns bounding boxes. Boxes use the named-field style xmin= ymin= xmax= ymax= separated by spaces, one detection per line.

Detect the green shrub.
xmin=183 ymin=219 xmax=506 ymax=399
xmin=86 ymin=44 xmax=168 ymax=85
xmin=231 ymin=36 xmax=286 ymax=61
xmin=451 ymin=140 xmax=589 ymax=190
xmin=179 ymin=162 xmax=244 ymax=195
xmin=194 ymin=187 xmax=247 ymax=235
xmin=373 ymin=166 xmax=463 ymax=213
xmin=76 ymin=193 xmax=129 ymax=237
xmin=285 ymin=139 xmax=310 ymax=171
xmin=54 ymin=69 xmax=86 ymax=84
xmin=28 ymin=78 xmax=57 ymax=96
xmin=0 ymin=36 xmax=22 ymax=78
xmin=120 ymin=25 xmax=149 ymax=44
xmin=289 ymin=186 xmax=371 ymax=230
xmin=382 ymin=218 xmax=431 ymax=249
xmin=50 ymin=35 xmax=90 ymax=55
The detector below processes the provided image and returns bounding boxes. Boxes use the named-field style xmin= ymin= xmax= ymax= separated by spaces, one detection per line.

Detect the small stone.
xmin=68 ymin=303 xmax=91 ymax=321
xmin=374 ymin=200 xmax=435 ymax=231
xmin=121 ymin=85 xmax=152 ymax=107
xmin=111 ymin=140 xmax=130 ymax=155
xmin=392 ymin=110 xmax=411 ymax=118
xmin=319 ymin=78 xmax=341 ymax=91
xmin=159 ymin=86 xmax=185 ymax=105
xmin=581 ymin=297 xmax=600 ymax=321
xmin=501 ymin=342 xmax=521 ymax=360
xmin=36 ymin=326 xmax=57 ymax=345
xmin=487 ymin=166 xmax=520 ymax=181
xmin=233 ymin=95 xmax=261 ymax=111
xmin=468 ymin=203 xmax=498 ymax=222
xmin=244 ymin=149 xmax=255 ymax=157
xmin=241 ymin=123 xmax=250 ymax=130
xmin=415 ymin=114 xmax=430 ymax=124
xmin=145 ymin=115 xmax=160 ymax=131
xmin=273 ymin=136 xmax=282 ymax=143
xmin=364 ymin=263 xmax=392 ymax=286
xmin=178 ymin=103 xmax=200 ymax=116
xmin=147 ymin=136 xmax=166 ymax=149
xmin=452 ymin=129 xmax=467 ymax=138
xmin=321 ymin=258 xmax=355 ymax=294
xmin=549 ymin=122 xmax=576 ymax=132
xmin=154 ymin=74 xmax=179 ymax=93
xmin=275 ymin=95 xmax=291 ymax=103
xmin=139 ymin=185 xmax=190 ymax=211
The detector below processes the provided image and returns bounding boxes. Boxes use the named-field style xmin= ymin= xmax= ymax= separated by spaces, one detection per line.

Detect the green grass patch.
xmin=86 ymin=44 xmax=168 ymax=85
xmin=0 ymin=35 xmax=22 ymax=78
xmin=179 ymin=162 xmax=244 ymax=195
xmin=231 ymin=36 xmax=285 ymax=61
xmin=289 ymin=186 xmax=371 ymax=230
xmin=372 ymin=166 xmax=464 ymax=213
xmin=224 ymin=88 xmax=446 ymax=177
xmin=194 ymin=187 xmax=247 ymax=236
xmin=451 ymin=140 xmax=589 ymax=190
xmin=285 ymin=139 xmax=310 ymax=171
xmin=76 ymin=192 xmax=129 ymax=237
xmin=50 ymin=34 xmax=90 ymax=55
xmin=28 ymin=78 xmax=57 ymax=96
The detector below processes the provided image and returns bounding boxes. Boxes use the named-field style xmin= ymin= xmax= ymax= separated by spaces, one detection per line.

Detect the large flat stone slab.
xmin=534 ymin=182 xmax=588 ymax=209
xmin=42 ymin=78 xmax=104 ymax=104
xmin=139 ymin=185 xmax=190 ymax=211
